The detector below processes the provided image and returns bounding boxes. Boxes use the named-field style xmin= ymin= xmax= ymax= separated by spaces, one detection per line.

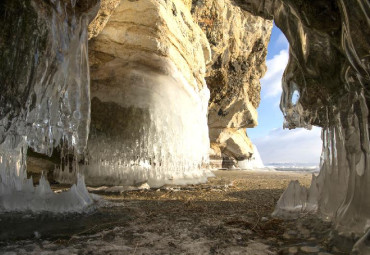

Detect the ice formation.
xmin=55 ymin=67 xmax=212 ymax=188
xmin=0 ymin=0 xmax=98 ymax=212
xmin=275 ymin=62 xmax=370 ymax=234
xmin=273 ymin=0 xmax=370 ymax=236
xmin=238 ymin=145 xmax=265 ymax=169
xmin=54 ymin=0 xmax=212 ymax=188
xmin=0 ymin=138 xmax=94 ymax=213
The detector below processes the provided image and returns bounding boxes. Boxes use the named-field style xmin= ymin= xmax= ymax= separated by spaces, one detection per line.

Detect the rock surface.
xmin=191 ymin=0 xmax=272 ymax=167
xmin=88 ymin=0 xmax=121 ymax=39
xmin=80 ymin=0 xmax=212 ymax=186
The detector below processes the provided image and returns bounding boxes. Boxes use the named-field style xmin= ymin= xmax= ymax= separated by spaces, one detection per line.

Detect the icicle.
xmin=274 ymin=0 xmax=370 ymax=238
xmin=0 ymin=0 xmax=98 ymax=213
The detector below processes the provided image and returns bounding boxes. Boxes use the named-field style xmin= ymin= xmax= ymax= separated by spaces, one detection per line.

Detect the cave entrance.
xmin=246 ymin=24 xmax=322 ymax=173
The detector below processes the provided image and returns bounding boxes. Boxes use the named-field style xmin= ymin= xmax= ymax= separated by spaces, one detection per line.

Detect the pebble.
xmin=300 ymin=246 xmax=320 ymax=253
xmin=283 ymin=232 xmax=291 ymax=239
xmin=288 ymin=246 xmax=298 ymax=254
xmin=288 ymin=230 xmax=297 ymax=235
xmin=283 ymin=230 xmax=297 ymax=239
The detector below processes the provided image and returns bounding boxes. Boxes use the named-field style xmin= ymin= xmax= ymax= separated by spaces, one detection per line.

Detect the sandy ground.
xmin=0 ymin=170 xmax=353 ymax=254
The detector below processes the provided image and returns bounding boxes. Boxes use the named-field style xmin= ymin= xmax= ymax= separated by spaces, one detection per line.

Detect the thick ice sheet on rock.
xmin=0 ymin=0 xmax=97 ymax=213
xmin=55 ymin=64 xmax=212 ymax=188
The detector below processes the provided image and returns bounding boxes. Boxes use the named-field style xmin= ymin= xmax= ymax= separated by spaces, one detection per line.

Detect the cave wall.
xmin=0 ymin=0 xmax=100 ymax=211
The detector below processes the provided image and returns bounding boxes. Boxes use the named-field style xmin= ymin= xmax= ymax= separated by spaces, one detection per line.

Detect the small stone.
xmin=261 ymin=217 xmax=269 ymax=222
xmin=288 ymin=230 xmax=297 ymax=235
xmin=299 ymin=228 xmax=311 ymax=238
xmin=138 ymin=183 xmax=150 ymax=190
xmin=283 ymin=232 xmax=291 ymax=239
xmin=288 ymin=246 xmax=298 ymax=254
xmin=332 ymin=247 xmax=341 ymax=252
xmin=300 ymin=246 xmax=320 ymax=253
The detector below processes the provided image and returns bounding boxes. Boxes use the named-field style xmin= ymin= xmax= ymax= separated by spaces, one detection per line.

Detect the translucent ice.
xmin=0 ymin=0 xmax=98 ymax=212
xmin=274 ymin=0 xmax=370 ymax=239
xmin=0 ymin=137 xmax=95 ymax=213
xmin=55 ymin=62 xmax=212 ymax=188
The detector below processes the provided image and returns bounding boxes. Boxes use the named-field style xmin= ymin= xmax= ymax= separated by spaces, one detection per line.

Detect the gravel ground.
xmin=0 ymin=170 xmax=357 ymax=254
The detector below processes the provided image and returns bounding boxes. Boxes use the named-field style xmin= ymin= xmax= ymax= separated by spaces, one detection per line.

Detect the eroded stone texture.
xmin=191 ymin=0 xmax=272 ymax=167
xmin=88 ymin=0 xmax=121 ymax=39
xmin=84 ymin=0 xmax=212 ymax=186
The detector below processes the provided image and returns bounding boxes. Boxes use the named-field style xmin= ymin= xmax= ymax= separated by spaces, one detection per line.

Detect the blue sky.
xmin=247 ymin=24 xmax=322 ymax=164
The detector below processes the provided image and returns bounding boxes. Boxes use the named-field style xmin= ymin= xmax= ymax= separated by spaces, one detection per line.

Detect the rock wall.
xmin=191 ymin=0 xmax=272 ymax=168
xmin=79 ymin=0 xmax=272 ymax=180
xmin=74 ymin=0 xmax=212 ymax=187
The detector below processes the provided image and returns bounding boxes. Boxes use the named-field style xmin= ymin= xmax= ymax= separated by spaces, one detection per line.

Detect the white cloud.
xmin=253 ymin=126 xmax=322 ymax=164
xmin=276 ymin=33 xmax=289 ymax=48
xmin=261 ymin=49 xmax=289 ymax=98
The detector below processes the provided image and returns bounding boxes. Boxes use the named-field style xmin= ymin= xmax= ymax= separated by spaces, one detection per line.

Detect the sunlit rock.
xmin=238 ymin=145 xmax=265 ymax=169
xmin=57 ymin=0 xmax=213 ymax=187
xmin=192 ymin=0 xmax=272 ymax=167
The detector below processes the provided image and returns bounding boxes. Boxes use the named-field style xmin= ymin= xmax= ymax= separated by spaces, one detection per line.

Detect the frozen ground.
xmin=0 ymin=170 xmax=358 ymax=254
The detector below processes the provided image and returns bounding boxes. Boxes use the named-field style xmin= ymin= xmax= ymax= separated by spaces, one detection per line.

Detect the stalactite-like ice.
xmin=55 ymin=64 xmax=212 ymax=188
xmin=273 ymin=0 xmax=370 ymax=236
xmin=52 ymin=0 xmax=213 ymax=188
xmin=276 ymin=70 xmax=370 ymax=235
xmin=0 ymin=0 xmax=98 ymax=212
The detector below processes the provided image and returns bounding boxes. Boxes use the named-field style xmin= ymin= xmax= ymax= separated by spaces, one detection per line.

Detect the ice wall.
xmin=276 ymin=1 xmax=370 ymax=236
xmin=0 ymin=0 xmax=98 ymax=212
xmin=231 ymin=0 xmax=370 ymax=237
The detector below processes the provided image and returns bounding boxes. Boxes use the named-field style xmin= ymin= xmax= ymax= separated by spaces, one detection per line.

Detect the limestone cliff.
xmin=86 ymin=0 xmax=272 ymax=169
xmin=81 ymin=0 xmax=212 ymax=186
xmin=191 ymin=0 xmax=272 ymax=168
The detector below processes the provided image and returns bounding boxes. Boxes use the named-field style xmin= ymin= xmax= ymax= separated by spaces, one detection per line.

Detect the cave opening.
xmin=0 ymin=0 xmax=369 ymax=253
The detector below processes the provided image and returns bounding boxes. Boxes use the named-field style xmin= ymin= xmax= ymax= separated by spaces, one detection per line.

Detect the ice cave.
xmin=0 ymin=0 xmax=369 ymax=254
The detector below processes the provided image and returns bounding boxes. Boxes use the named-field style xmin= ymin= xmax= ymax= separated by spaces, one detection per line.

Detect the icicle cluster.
xmin=273 ymin=0 xmax=370 ymax=238
xmin=55 ymin=67 xmax=212 ymax=188
xmin=0 ymin=0 xmax=96 ymax=212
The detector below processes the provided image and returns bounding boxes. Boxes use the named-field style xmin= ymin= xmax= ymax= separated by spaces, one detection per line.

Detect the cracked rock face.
xmin=192 ymin=0 xmax=272 ymax=167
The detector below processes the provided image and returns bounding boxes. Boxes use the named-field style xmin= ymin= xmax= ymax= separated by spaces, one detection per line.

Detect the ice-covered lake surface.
xmin=264 ymin=163 xmax=320 ymax=173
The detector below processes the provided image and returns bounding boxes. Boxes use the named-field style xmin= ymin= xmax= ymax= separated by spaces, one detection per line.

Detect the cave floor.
xmin=0 ymin=170 xmax=355 ymax=254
